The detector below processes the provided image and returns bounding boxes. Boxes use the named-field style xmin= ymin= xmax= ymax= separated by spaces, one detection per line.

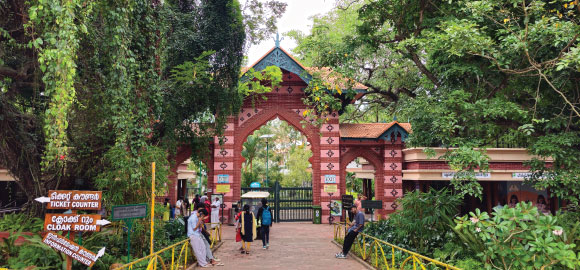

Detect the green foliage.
xmin=3 ymin=233 xmax=65 ymax=269
xmin=95 ymin=145 xmax=169 ymax=207
xmin=526 ymin=131 xmax=580 ymax=206
xmin=360 ymin=189 xmax=462 ymax=256
xmin=2 ymin=0 xmax=270 ymax=216
xmin=0 ymin=213 xmax=43 ymax=232
xmin=164 ymin=218 xmax=187 ymax=241
xmin=345 ymin=172 xmax=363 ymax=194
xmin=27 ymin=0 xmax=89 ymax=168
xmin=280 ymin=143 xmax=312 ymax=187
xmin=290 ymin=0 xmax=580 ymax=204
xmin=455 ymin=203 xmax=580 ymax=269
xmin=239 ymin=66 xmax=283 ymax=97
xmin=388 ymin=189 xmax=462 ymax=255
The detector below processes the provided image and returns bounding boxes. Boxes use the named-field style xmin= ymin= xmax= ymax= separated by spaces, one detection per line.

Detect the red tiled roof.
xmin=339 ymin=121 xmax=412 ymax=139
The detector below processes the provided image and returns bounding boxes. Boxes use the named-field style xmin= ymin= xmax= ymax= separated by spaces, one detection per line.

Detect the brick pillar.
xmin=168 ymin=167 xmax=178 ymax=205
xmin=383 ymin=137 xmax=404 ymax=217
xmin=213 ymin=119 xmax=236 ymax=223
xmin=319 ymin=112 xmax=340 ymax=223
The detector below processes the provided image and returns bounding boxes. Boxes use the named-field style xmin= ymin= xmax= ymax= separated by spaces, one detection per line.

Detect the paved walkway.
xmin=209 ymin=223 xmax=363 ymax=270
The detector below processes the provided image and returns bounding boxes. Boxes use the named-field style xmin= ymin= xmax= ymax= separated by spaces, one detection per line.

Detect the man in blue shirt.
xmin=336 ymin=205 xmax=365 ymax=259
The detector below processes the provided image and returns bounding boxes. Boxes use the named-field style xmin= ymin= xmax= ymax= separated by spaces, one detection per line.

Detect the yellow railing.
xmin=333 ymin=223 xmax=461 ymax=270
xmin=113 ymin=223 xmax=222 ymax=270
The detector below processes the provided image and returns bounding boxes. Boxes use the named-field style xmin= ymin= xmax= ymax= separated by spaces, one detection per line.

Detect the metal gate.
xmin=241 ymin=181 xmax=312 ymax=222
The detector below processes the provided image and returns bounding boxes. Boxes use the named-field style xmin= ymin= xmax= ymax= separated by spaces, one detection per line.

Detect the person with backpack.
xmin=256 ymin=198 xmax=273 ymax=249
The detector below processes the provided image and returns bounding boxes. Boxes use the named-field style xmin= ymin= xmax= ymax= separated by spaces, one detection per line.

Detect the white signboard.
xmin=512 ymin=172 xmax=533 ymax=179
xmin=442 ymin=172 xmax=491 ymax=179
xmin=217 ymin=174 xmax=230 ymax=184
xmin=324 ymin=175 xmax=337 ymax=184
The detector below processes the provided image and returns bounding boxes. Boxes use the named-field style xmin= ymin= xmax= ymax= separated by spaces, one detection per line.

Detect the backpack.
xmin=262 ymin=206 xmax=272 ymax=226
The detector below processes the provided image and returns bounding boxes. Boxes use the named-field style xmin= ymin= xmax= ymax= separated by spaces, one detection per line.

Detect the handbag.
xmin=236 ymin=228 xmax=242 ymax=242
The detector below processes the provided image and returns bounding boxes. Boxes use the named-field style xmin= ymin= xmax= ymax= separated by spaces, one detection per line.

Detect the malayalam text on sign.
xmin=47 ymin=190 xmax=102 ymax=210
xmin=44 ymin=214 xmax=102 ymax=232
xmin=43 ymin=232 xmax=98 ymax=267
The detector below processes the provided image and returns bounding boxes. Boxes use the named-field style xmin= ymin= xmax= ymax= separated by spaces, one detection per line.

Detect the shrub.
xmin=0 ymin=213 xmax=43 ymax=233
xmin=455 ymin=202 xmax=580 ymax=269
xmin=387 ymin=188 xmax=462 ymax=255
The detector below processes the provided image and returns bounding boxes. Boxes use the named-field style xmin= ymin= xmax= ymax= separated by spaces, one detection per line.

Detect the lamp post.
xmin=260 ymin=134 xmax=274 ymax=187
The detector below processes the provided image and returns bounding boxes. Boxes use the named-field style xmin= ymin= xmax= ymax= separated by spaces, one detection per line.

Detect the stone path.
xmin=208 ymin=222 xmax=364 ymax=270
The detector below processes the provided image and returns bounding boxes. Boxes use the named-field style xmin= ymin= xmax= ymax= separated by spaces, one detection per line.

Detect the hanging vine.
xmin=27 ymin=0 xmax=90 ymax=169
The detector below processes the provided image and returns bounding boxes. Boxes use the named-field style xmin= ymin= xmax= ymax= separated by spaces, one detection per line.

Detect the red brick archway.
xmin=168 ymin=46 xmax=407 ymax=223
xmin=206 ymin=67 xmax=342 ymax=223
xmin=233 ymin=107 xmax=322 ymax=204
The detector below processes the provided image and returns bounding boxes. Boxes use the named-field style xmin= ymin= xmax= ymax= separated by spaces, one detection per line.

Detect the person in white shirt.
xmin=211 ymin=197 xmax=221 ymax=228
xmin=175 ymin=197 xmax=183 ymax=217
xmin=187 ymin=209 xmax=209 ymax=267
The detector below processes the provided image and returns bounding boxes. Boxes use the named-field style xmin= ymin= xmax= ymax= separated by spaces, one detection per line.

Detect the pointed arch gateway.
xmin=170 ymin=45 xmax=411 ymax=223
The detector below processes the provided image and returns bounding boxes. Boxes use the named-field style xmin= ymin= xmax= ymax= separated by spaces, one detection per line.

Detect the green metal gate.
xmin=241 ymin=181 xmax=313 ymax=222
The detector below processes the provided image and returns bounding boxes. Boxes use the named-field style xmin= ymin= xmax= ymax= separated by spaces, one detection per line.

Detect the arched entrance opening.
xmin=341 ymin=152 xmax=382 ymax=220
xmin=236 ymin=110 xmax=319 ymax=222
xmin=240 ymin=118 xmax=313 ymax=189
xmin=345 ymin=157 xmax=376 ymax=201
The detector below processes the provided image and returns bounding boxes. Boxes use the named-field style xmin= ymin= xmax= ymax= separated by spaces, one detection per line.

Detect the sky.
xmin=245 ymin=0 xmax=336 ymax=66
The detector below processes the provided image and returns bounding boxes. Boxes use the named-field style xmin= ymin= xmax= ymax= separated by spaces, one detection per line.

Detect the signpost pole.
xmin=66 ymin=210 xmax=76 ymax=270
xmin=265 ymin=139 xmax=269 ymax=187
xmin=150 ymin=162 xmax=155 ymax=255
xmin=126 ymin=219 xmax=133 ymax=263
xmin=198 ymin=161 xmax=202 ymax=195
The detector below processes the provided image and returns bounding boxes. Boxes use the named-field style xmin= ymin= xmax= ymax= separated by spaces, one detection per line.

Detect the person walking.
xmin=203 ymin=197 xmax=212 ymax=223
xmin=240 ymin=204 xmax=257 ymax=254
xmin=256 ymin=198 xmax=273 ymax=249
xmin=163 ymin=198 xmax=170 ymax=222
xmin=234 ymin=209 xmax=244 ymax=251
xmin=211 ymin=196 xmax=221 ymax=228
xmin=187 ymin=208 xmax=209 ymax=267
xmin=175 ymin=197 xmax=184 ymax=217
xmin=336 ymin=205 xmax=365 ymax=259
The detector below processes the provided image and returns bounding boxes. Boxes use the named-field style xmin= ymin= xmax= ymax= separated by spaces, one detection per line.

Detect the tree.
xmin=0 ymin=0 xmax=287 ymax=214
xmin=242 ymin=135 xmax=260 ymax=174
xmin=281 ymin=144 xmax=312 ymax=187
xmin=289 ymin=0 xmax=580 ymax=204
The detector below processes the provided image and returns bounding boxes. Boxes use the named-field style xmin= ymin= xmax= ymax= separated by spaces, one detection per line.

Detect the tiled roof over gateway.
xmin=339 ymin=121 xmax=412 ymax=139
xmin=242 ymin=46 xmax=368 ymax=90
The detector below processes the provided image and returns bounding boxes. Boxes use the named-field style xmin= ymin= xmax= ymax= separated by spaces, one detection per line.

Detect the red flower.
xmin=59 ymin=155 xmax=66 ymax=160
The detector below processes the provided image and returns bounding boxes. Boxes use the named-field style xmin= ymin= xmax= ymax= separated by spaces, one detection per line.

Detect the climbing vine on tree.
xmin=28 ymin=0 xmax=89 ymax=168
xmin=0 ymin=0 xmax=287 ymax=214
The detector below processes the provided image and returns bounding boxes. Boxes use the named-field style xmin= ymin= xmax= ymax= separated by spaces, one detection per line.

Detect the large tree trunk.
xmin=0 ymin=99 xmax=53 ymax=216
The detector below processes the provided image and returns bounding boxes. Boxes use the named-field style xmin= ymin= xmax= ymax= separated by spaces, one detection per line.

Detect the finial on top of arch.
xmin=274 ymin=32 xmax=283 ymax=48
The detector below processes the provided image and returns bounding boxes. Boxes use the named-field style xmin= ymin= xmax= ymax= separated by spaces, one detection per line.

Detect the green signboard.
xmin=111 ymin=203 xmax=147 ymax=263
xmin=111 ymin=203 xmax=147 ymax=221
